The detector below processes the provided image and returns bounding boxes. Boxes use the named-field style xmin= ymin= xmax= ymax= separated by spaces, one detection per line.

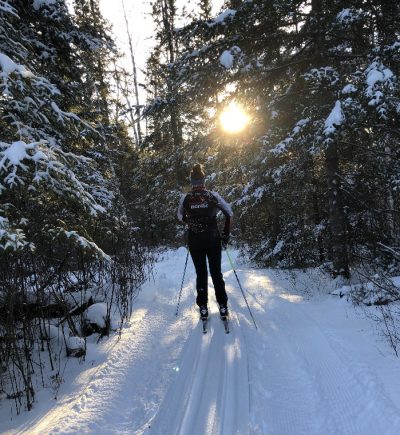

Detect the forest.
xmin=0 ymin=0 xmax=399 ymax=415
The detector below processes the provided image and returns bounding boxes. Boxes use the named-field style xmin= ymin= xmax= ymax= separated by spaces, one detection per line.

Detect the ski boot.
xmin=199 ymin=306 xmax=208 ymax=320
xmin=219 ymin=304 xmax=229 ymax=320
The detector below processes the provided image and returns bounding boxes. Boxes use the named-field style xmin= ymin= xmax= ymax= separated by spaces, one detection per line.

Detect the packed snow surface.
xmin=1 ymin=248 xmax=400 ymax=434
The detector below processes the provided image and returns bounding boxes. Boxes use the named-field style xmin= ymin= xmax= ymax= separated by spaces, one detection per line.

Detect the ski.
xmin=202 ymin=318 xmax=208 ymax=334
xmin=221 ymin=317 xmax=230 ymax=334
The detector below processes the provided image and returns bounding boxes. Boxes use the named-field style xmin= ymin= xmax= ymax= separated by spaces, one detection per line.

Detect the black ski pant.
xmin=188 ymin=230 xmax=228 ymax=308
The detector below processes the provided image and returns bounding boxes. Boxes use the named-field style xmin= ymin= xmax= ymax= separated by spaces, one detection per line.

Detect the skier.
xmin=177 ymin=163 xmax=233 ymax=321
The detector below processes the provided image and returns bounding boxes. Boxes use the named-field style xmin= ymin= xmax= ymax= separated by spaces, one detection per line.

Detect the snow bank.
xmin=66 ymin=336 xmax=84 ymax=349
xmin=85 ymin=303 xmax=108 ymax=329
xmin=332 ymin=275 xmax=400 ymax=305
xmin=66 ymin=336 xmax=85 ymax=357
xmin=42 ymin=324 xmax=60 ymax=341
xmin=139 ymin=248 xmax=190 ymax=303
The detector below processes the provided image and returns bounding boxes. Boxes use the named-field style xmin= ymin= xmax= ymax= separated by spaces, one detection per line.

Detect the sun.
xmin=220 ymin=101 xmax=249 ymax=133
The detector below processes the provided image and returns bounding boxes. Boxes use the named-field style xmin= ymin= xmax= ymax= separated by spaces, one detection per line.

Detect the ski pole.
xmin=175 ymin=248 xmax=189 ymax=317
xmin=225 ymin=248 xmax=258 ymax=330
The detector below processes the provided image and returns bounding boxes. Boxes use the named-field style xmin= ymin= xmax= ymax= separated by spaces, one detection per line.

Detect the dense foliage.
xmin=0 ymin=0 xmax=150 ymax=412
xmin=1 ymin=0 xmax=399 ymax=415
xmin=142 ymin=0 xmax=400 ymax=277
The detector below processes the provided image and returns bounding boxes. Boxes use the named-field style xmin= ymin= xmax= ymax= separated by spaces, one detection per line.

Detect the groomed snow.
xmin=1 ymin=248 xmax=400 ymax=434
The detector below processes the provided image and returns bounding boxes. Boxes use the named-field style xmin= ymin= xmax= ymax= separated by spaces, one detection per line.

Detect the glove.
xmin=221 ymin=232 xmax=230 ymax=248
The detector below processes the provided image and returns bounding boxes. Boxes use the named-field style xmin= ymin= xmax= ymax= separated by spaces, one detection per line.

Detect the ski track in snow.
xmin=242 ymin=270 xmax=400 ymax=435
xmin=2 ymin=249 xmax=400 ymax=434
xmin=145 ymin=307 xmax=250 ymax=435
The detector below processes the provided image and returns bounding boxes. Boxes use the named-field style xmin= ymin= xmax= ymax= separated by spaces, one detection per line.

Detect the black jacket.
xmin=177 ymin=187 xmax=233 ymax=234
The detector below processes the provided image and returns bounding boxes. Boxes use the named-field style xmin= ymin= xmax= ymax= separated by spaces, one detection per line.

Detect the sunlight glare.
xmin=220 ymin=102 xmax=249 ymax=133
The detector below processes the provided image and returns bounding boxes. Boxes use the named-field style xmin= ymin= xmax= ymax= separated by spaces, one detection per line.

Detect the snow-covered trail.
xmin=2 ymin=248 xmax=400 ymax=435
xmin=145 ymin=306 xmax=250 ymax=435
xmin=244 ymin=272 xmax=400 ymax=434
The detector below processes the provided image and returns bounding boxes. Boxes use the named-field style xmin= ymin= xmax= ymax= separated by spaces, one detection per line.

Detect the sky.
xmin=99 ymin=0 xmax=225 ymax=99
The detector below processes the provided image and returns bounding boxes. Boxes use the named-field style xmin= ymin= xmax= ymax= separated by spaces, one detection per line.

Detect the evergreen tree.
xmin=0 ymin=0 xmax=150 ymax=412
xmin=144 ymin=0 xmax=400 ymax=277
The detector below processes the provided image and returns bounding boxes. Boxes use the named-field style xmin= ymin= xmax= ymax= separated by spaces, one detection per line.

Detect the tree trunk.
xmin=325 ymin=141 xmax=350 ymax=278
xmin=122 ymin=0 xmax=142 ymax=144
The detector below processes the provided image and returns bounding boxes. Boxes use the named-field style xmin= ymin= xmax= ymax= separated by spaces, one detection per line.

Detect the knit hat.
xmin=190 ymin=163 xmax=205 ymax=186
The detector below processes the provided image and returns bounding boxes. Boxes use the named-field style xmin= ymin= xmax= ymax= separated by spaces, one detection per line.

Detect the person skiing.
xmin=177 ymin=163 xmax=233 ymax=321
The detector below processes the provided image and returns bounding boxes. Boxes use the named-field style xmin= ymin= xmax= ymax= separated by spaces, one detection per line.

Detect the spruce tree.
xmin=0 ymin=0 xmax=150 ymax=411
xmin=146 ymin=0 xmax=400 ymax=276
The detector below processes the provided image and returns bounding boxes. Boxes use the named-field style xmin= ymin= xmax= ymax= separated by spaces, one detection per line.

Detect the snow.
xmin=0 ymin=140 xmax=52 ymax=189
xmin=333 ymin=275 xmax=400 ymax=304
xmin=1 ymin=249 xmax=400 ymax=434
xmin=207 ymin=9 xmax=236 ymax=27
xmin=342 ymin=84 xmax=357 ymax=94
xmin=292 ymin=117 xmax=309 ymax=134
xmin=219 ymin=46 xmax=241 ymax=69
xmin=0 ymin=0 xmax=18 ymax=16
xmin=220 ymin=50 xmax=234 ymax=69
xmin=0 ymin=53 xmax=33 ymax=78
xmin=364 ymin=61 xmax=394 ymax=111
xmin=336 ymin=8 xmax=362 ymax=24
xmin=85 ymin=303 xmax=108 ymax=329
xmin=365 ymin=61 xmax=394 ymax=99
xmin=64 ymin=231 xmax=111 ymax=261
xmin=324 ymin=100 xmax=344 ymax=135
xmin=50 ymin=102 xmax=81 ymax=123
xmin=42 ymin=324 xmax=60 ymax=341
xmin=0 ymin=217 xmax=30 ymax=250
xmin=270 ymin=137 xmax=293 ymax=154
xmin=0 ymin=141 xmax=31 ymax=167
xmin=272 ymin=240 xmax=284 ymax=255
xmin=366 ymin=65 xmax=393 ymax=89
xmin=32 ymin=0 xmax=56 ymax=10
xmin=66 ymin=336 xmax=85 ymax=351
